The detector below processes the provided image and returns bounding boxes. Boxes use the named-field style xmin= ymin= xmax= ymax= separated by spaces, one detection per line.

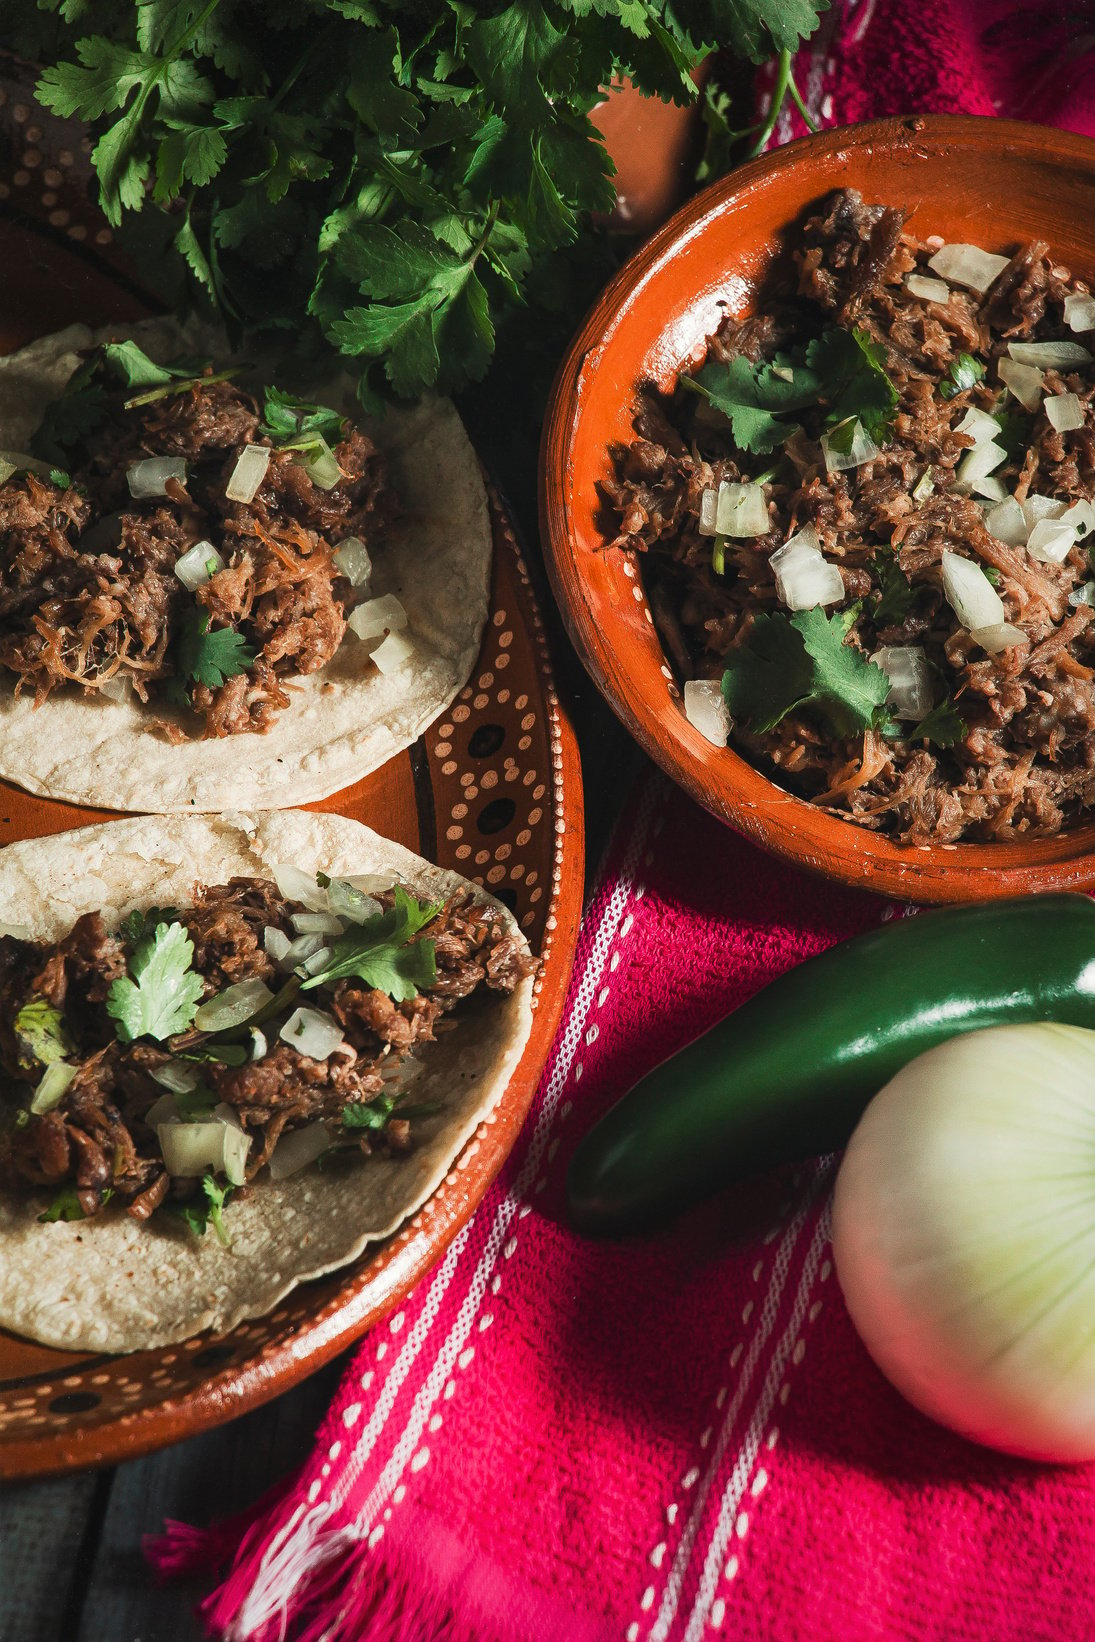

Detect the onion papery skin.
xmin=833 ymin=1023 xmax=1095 ymax=1463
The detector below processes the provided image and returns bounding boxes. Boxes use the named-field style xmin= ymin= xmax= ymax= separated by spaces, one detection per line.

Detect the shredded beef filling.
xmin=603 ymin=188 xmax=1095 ymax=846
xmin=0 ymin=878 xmax=534 ymax=1224
xmin=0 ymin=375 xmax=395 ymax=736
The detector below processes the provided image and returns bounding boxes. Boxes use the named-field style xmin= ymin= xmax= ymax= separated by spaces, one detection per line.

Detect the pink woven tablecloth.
xmin=149 ymin=5 xmax=1095 ymax=1638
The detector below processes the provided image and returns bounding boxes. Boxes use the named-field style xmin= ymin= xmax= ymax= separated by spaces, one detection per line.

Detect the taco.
xmin=0 ymin=319 xmax=490 ymax=810
xmin=0 ymin=810 xmax=534 ymax=1352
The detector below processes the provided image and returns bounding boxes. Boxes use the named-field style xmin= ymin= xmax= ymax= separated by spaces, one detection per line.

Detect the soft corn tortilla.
xmin=0 ymin=319 xmax=490 ymax=811
xmin=0 ymin=810 xmax=533 ymax=1353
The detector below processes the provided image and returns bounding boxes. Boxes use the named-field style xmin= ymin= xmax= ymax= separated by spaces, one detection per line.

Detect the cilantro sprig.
xmin=167 ymin=609 xmax=256 ymax=704
xmin=722 ymin=607 xmax=893 ymax=739
xmin=299 ymin=886 xmax=442 ymax=1002
xmin=168 ymin=1174 xmax=233 ymax=1246
xmin=107 ymin=921 xmax=204 ymax=1043
xmin=25 ymin=2 xmax=827 ymax=405
xmin=260 ymin=387 xmax=344 ymax=447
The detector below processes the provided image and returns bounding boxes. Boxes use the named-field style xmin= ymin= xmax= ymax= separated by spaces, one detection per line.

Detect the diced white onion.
xmin=372 ymin=630 xmax=414 ymax=674
xmin=1046 ymin=393 xmax=1085 ymax=433
xmin=151 ymin=1060 xmax=201 ymax=1094
xmin=144 ymin=1092 xmax=179 ymax=1130
xmin=955 ymin=440 xmax=1007 ymax=490
xmin=291 ymin=910 xmax=343 ymax=936
xmin=1061 ymin=499 xmax=1095 ymax=538
xmin=682 ymin=679 xmax=730 ymax=747
xmin=128 ymin=457 xmax=187 ymax=500
xmin=325 ymin=877 xmax=383 ymax=925
xmin=941 ymin=550 xmax=1005 ymax=630
xmin=1064 ymin=292 xmax=1095 ymax=333
xmin=263 ymin=925 xmax=292 ymax=965
xmin=955 ymin=407 xmax=1001 ymax=446
xmin=174 ymin=540 xmax=225 ymax=591
xmin=343 ymin=873 xmax=395 ymax=894
xmin=347 ymin=594 xmax=409 ymax=643
xmin=333 ymin=536 xmax=372 ymax=588
xmin=1022 ymin=494 xmax=1067 ymax=528
xmin=997 ymin=357 xmax=1045 ymax=411
xmin=1008 ymin=339 xmax=1092 ymax=369
xmin=272 ymin=863 xmax=329 ymax=911
xmin=194 ymin=978 xmax=273 ymax=1032
xmin=157 ymin=1107 xmax=250 ymax=1186
xmin=277 ymin=932 xmax=326 ymax=972
xmin=970 ymin=622 xmax=1028 ymax=654
xmin=697 ymin=487 xmax=719 ymax=537
xmin=1026 ymin=518 xmax=1078 ymax=564
xmin=250 ymin=1027 xmax=268 ymax=1062
xmin=267 ymin=1121 xmax=331 ymax=1181
xmin=296 ymin=944 xmax=333 ymax=978
xmin=928 ymin=243 xmax=1010 ymax=293
xmin=769 ymin=527 xmax=844 ymax=611
xmin=972 ymin=473 xmax=1008 ymax=502
xmin=296 ymin=436 xmax=341 ymax=490
xmin=97 ymin=674 xmax=131 ymax=702
xmin=31 ymin=1061 xmax=77 ymax=1115
xmin=225 ymin=445 xmax=271 ymax=504
xmin=280 ymin=1006 xmax=344 ymax=1060
xmin=869 ymin=647 xmax=934 ymax=720
xmin=0 ymin=921 xmax=32 ymax=940
xmin=912 ymin=470 xmax=935 ymax=503
xmin=986 ymin=496 xmax=1028 ymax=546
xmin=1070 ymin=582 xmax=1095 ymax=608
xmin=822 ymin=419 xmax=880 ymax=473
xmin=906 ymin=273 xmax=951 ymax=303
xmin=715 ymin=481 xmax=769 ymax=538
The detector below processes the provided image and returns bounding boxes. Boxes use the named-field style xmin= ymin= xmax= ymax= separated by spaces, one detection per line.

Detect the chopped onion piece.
xmin=348 ymin=594 xmax=408 ymax=643
xmin=822 ymin=419 xmax=880 ymax=473
xmin=250 ymin=1027 xmax=268 ymax=1063
xmin=1046 ymin=393 xmax=1085 ymax=433
xmin=972 ymin=473 xmax=1008 ymax=502
xmin=267 ymin=1121 xmax=331 ymax=1181
xmin=985 ymin=496 xmax=1028 ymax=546
xmin=344 ymin=873 xmax=395 ymax=894
xmin=263 ymin=925 xmax=292 ymax=965
xmin=869 ymin=646 xmax=934 ymax=720
xmin=1070 ymin=582 xmax=1095 ymax=608
xmin=128 ymin=457 xmax=186 ymax=499
xmin=157 ymin=1108 xmax=250 ymax=1186
xmin=715 ymin=481 xmax=769 ymax=538
xmin=278 ymin=932 xmax=326 ymax=971
xmin=1061 ymin=499 xmax=1095 ymax=539
xmin=697 ymin=487 xmax=719 ymax=537
xmin=31 ymin=1061 xmax=76 ymax=1116
xmin=769 ymin=528 xmax=844 ymax=611
xmin=971 ymin=622 xmax=1028 ymax=654
xmin=174 ymin=540 xmax=224 ymax=591
xmin=927 ymin=243 xmax=1009 ymax=293
xmin=1021 ymin=494 xmax=1066 ymax=529
xmin=97 ymin=673 xmax=131 ymax=702
xmin=333 ymin=536 xmax=372 ymax=588
xmin=941 ymin=550 xmax=1005 ymax=630
xmin=683 ymin=679 xmax=730 ymax=747
xmin=997 ymin=357 xmax=1045 ymax=411
xmin=955 ymin=407 xmax=1001 ymax=446
xmin=912 ymin=470 xmax=935 ymax=503
xmin=297 ymin=436 xmax=341 ymax=490
xmin=325 ymin=877 xmax=382 ymax=925
xmin=272 ymin=863 xmax=329 ymax=911
xmin=955 ymin=440 xmax=1006 ymax=490
xmin=0 ymin=921 xmax=32 ymax=940
xmin=225 ymin=445 xmax=271 ymax=504
xmin=372 ymin=630 xmax=414 ymax=674
xmin=1026 ymin=518 xmax=1078 ymax=564
xmin=1007 ymin=339 xmax=1092 ymax=369
xmin=280 ymin=1006 xmax=344 ymax=1060
xmin=296 ymin=944 xmax=333 ymax=978
xmin=1064 ymin=292 xmax=1095 ymax=332
xmin=194 ymin=978 xmax=274 ymax=1032
xmin=906 ymin=273 xmax=951 ymax=303
xmin=151 ymin=1060 xmax=201 ymax=1094
xmin=144 ymin=1092 xmax=178 ymax=1129
xmin=291 ymin=910 xmax=343 ymax=936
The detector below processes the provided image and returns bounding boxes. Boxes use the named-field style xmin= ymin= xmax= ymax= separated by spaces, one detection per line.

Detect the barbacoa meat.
xmin=602 ymin=189 xmax=1095 ymax=846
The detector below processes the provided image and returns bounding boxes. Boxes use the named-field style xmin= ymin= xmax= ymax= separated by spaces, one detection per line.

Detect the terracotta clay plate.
xmin=542 ymin=115 xmax=1095 ymax=903
xmin=0 ymin=84 xmax=584 ymax=1478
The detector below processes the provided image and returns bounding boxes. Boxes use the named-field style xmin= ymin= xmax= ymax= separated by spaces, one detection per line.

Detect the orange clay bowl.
xmin=541 ymin=114 xmax=1095 ymax=904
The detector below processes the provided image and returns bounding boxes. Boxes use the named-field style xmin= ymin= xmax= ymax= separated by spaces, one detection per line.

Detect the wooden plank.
xmin=0 ymin=1470 xmax=104 ymax=1642
xmin=70 ymin=1355 xmax=348 ymax=1642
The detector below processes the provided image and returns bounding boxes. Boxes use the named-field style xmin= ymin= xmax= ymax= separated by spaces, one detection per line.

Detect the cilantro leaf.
xmin=722 ymin=608 xmax=891 ymax=738
xmin=106 ymin=921 xmax=204 ymax=1043
xmin=121 ymin=905 xmax=179 ymax=944
xmin=100 ymin=339 xmax=181 ymax=391
xmin=169 ymin=1173 xmax=233 ymax=1245
xmin=342 ymin=1094 xmax=396 ymax=1131
xmin=871 ymin=551 xmax=918 ymax=626
xmin=50 ymin=468 xmax=72 ymax=489
xmin=940 ymin=353 xmax=985 ymax=401
xmin=260 ymin=387 xmax=344 ymax=446
xmin=38 ymin=1185 xmax=88 ymax=1224
xmin=994 ymin=404 xmax=1031 ymax=464
xmin=300 ymin=886 xmax=442 ymax=1002
xmin=14 ymin=998 xmax=74 ymax=1072
xmin=685 ymin=353 xmax=820 ymax=454
xmin=172 ymin=609 xmax=255 ymax=693
xmin=805 ymin=327 xmax=898 ymax=444
xmin=905 ymin=697 xmax=968 ymax=749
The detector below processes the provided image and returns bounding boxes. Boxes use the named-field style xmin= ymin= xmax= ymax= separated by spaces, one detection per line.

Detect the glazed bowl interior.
xmin=541 ymin=114 xmax=1095 ymax=902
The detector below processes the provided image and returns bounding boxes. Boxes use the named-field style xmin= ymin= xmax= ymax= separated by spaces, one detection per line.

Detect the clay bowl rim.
xmin=540 ymin=113 xmax=1095 ymax=904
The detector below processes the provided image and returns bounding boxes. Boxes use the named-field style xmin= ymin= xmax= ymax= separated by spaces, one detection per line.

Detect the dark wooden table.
xmin=0 ymin=414 xmax=642 ymax=1641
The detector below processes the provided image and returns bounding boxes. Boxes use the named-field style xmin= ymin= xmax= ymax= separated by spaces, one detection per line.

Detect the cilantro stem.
xmin=747 ymin=49 xmax=793 ymax=159
xmin=786 ymin=68 xmax=819 ymax=134
xmin=125 ymin=368 xmax=237 ymax=410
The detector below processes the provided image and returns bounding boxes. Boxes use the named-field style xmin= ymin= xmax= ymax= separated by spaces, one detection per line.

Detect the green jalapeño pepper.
xmin=567 ymin=893 xmax=1095 ymax=1236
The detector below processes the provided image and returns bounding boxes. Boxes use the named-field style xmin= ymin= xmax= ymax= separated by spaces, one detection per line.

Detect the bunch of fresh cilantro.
xmin=19 ymin=0 xmax=826 ymax=408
